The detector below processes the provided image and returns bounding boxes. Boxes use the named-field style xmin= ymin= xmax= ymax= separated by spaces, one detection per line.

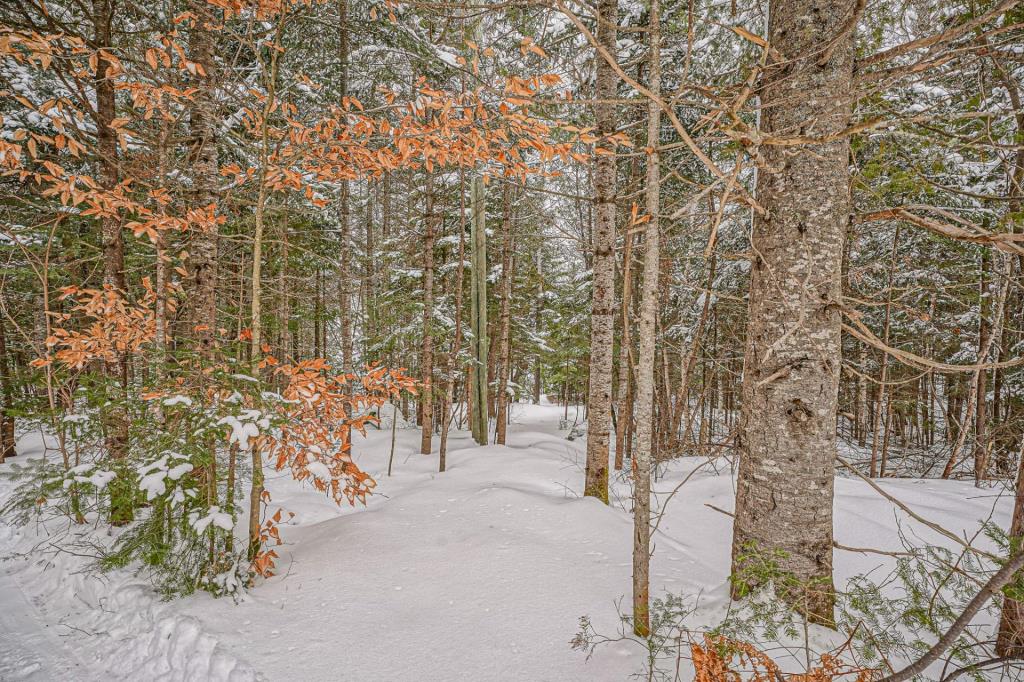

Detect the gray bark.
xmin=632 ymin=0 xmax=659 ymax=637
xmin=186 ymin=0 xmax=220 ymax=360
xmin=584 ymin=0 xmax=618 ymax=503
xmin=730 ymin=0 xmax=855 ymax=626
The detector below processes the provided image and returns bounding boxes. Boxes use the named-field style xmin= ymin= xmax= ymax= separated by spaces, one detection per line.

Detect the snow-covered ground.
xmin=0 ymin=404 xmax=1013 ymax=681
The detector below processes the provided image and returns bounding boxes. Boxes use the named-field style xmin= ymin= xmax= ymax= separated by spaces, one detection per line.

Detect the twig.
xmin=938 ymin=655 xmax=1017 ymax=682
xmin=876 ymin=550 xmax=1024 ymax=682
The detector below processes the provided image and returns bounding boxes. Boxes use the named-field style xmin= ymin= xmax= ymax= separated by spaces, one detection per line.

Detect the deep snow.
xmin=0 ymin=404 xmax=1014 ymax=681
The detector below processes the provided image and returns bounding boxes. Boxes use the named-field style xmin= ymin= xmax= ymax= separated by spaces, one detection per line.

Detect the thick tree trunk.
xmin=186 ymin=0 xmax=221 ymax=561
xmin=730 ymin=0 xmax=854 ymax=626
xmin=632 ymin=0 xmax=659 ymax=637
xmin=584 ymin=0 xmax=618 ymax=503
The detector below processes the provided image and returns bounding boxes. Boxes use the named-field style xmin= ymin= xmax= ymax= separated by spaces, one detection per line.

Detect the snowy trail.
xmin=0 ymin=560 xmax=100 ymax=681
xmin=0 ymin=405 xmax=1014 ymax=681
xmin=0 ymin=436 xmax=92 ymax=682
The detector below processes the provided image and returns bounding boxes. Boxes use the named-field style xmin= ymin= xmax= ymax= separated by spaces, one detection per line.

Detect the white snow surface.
xmin=0 ymin=406 xmax=1013 ymax=681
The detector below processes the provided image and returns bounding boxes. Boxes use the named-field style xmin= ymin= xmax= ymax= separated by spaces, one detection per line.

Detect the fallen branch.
xmin=836 ymin=456 xmax=997 ymax=561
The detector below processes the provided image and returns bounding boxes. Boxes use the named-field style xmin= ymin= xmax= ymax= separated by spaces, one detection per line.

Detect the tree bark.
xmin=495 ymin=184 xmax=514 ymax=445
xmin=974 ymin=250 xmax=991 ymax=483
xmin=632 ymin=0 xmax=659 ymax=636
xmin=419 ymin=174 xmax=437 ymax=454
xmin=870 ymin=225 xmax=899 ymax=478
xmin=93 ymin=0 xmax=132 ymax=525
xmin=469 ymin=177 xmax=489 ymax=445
xmin=186 ymin=0 xmax=220 ymax=361
xmin=0 ymin=309 xmax=14 ymax=462
xmin=615 ymin=220 xmax=634 ymax=470
xmin=439 ymin=169 xmax=468 ymax=472
xmin=997 ymin=436 xmax=1024 ymax=656
xmin=730 ymin=0 xmax=854 ymax=626
xmin=584 ymin=0 xmax=618 ymax=503
xmin=247 ymin=8 xmax=285 ymax=562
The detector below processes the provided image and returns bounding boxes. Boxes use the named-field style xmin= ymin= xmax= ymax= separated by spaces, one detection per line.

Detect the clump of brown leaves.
xmin=691 ymin=634 xmax=875 ymax=682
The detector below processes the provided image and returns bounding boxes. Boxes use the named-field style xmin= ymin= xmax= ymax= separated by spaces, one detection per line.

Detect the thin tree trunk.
xmin=942 ymin=256 xmax=1010 ymax=479
xmin=495 ymin=184 xmax=514 ymax=445
xmin=0 ymin=310 xmax=14 ymax=462
xmin=870 ymin=226 xmax=900 ymax=477
xmin=680 ymin=253 xmax=716 ymax=448
xmin=469 ymin=177 xmax=489 ymax=445
xmin=93 ymin=0 xmax=132 ymax=525
xmin=856 ymin=343 xmax=868 ymax=446
xmin=632 ymin=0 xmax=659 ymax=636
xmin=584 ymin=0 xmax=618 ymax=503
xmin=420 ymin=174 xmax=437 ymax=454
xmin=974 ymin=251 xmax=991 ymax=483
xmin=533 ymin=248 xmax=543 ymax=404
xmin=337 ymin=0 xmax=353 ymax=375
xmin=730 ymin=0 xmax=854 ymax=626
xmin=615 ymin=220 xmax=634 ymax=470
xmin=247 ymin=9 xmax=285 ymax=562
xmin=997 ymin=435 xmax=1024 ymax=655
xmin=439 ymin=169 xmax=468 ymax=472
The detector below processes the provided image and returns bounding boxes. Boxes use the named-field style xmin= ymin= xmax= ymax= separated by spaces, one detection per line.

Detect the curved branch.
xmin=876 ymin=550 xmax=1024 ymax=682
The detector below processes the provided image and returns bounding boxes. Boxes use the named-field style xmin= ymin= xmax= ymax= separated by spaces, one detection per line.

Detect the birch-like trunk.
xmin=632 ymin=0 xmax=659 ymax=637
xmin=584 ymin=0 xmax=618 ymax=503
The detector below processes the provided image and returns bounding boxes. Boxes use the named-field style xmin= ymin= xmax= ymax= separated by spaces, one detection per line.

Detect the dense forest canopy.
xmin=1 ymin=0 xmax=1024 ymax=679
